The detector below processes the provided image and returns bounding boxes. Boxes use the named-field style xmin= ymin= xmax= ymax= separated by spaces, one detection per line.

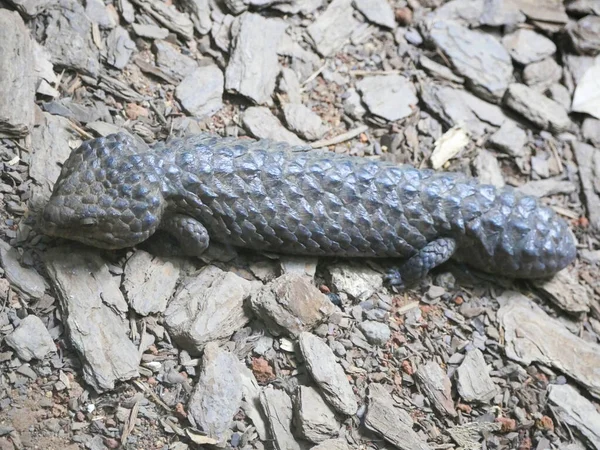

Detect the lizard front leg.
xmin=160 ymin=214 xmax=210 ymax=256
xmin=385 ymin=238 xmax=457 ymax=288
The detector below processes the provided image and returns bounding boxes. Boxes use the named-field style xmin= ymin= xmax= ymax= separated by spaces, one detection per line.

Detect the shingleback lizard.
xmin=40 ymin=132 xmax=577 ymax=287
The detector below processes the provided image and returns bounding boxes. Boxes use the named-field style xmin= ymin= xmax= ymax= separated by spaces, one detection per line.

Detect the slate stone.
xmin=5 ymin=316 xmax=55 ymax=362
xmin=225 ymin=13 xmax=287 ymax=105
xmin=307 ymin=0 xmax=360 ymax=57
xmin=356 ymin=75 xmax=418 ymax=122
xmin=429 ymin=20 xmax=513 ymax=102
xmin=502 ymin=29 xmax=556 ymax=65
xmin=188 ymin=342 xmax=244 ymax=443
xmin=504 ymin=83 xmax=570 ymax=132
xmin=353 ymin=0 xmax=395 ymax=29
xmin=43 ymin=0 xmax=101 ymax=76
xmin=176 ymin=64 xmax=224 ymax=118
xmin=0 ymin=9 xmax=35 ymax=138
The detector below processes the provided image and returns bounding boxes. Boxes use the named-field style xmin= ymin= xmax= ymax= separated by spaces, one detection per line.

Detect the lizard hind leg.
xmin=384 ymin=237 xmax=458 ymax=288
xmin=159 ymin=214 xmax=210 ymax=256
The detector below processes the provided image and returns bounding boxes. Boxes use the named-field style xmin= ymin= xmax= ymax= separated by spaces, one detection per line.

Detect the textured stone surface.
xmin=164 ymin=265 xmax=252 ymax=354
xmin=188 ymin=343 xmax=244 ymax=443
xmin=176 ymin=64 xmax=224 ymax=118
xmin=0 ymin=9 xmax=35 ymax=138
xmin=5 ymin=316 xmax=55 ymax=362
xmin=502 ymin=29 xmax=556 ymax=64
xmin=249 ymin=273 xmax=337 ymax=337
xmin=44 ymin=247 xmax=139 ymax=393
xmin=456 ymin=349 xmax=498 ymax=403
xmin=299 ymin=332 xmax=358 ymax=416
xmin=307 ymin=0 xmax=360 ymax=57
xmin=225 ymin=13 xmax=287 ymax=105
xmin=356 ymin=75 xmax=418 ymax=121
xmin=364 ymin=384 xmax=432 ymax=450
xmin=429 ymin=20 xmax=513 ymax=102
xmin=123 ymin=250 xmax=181 ymax=316
xmin=504 ymin=83 xmax=570 ymax=132
xmin=498 ymin=291 xmax=600 ymax=399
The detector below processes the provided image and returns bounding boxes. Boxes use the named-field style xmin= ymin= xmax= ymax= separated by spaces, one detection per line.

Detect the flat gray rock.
xmin=164 ymin=265 xmax=253 ymax=354
xmin=29 ymin=112 xmax=74 ymax=203
xmin=419 ymin=55 xmax=465 ymax=84
xmin=456 ymin=349 xmax=498 ymax=403
xmin=279 ymin=68 xmax=303 ymax=104
xmin=568 ymin=15 xmax=600 ymax=56
xmin=498 ymin=291 xmax=600 ymax=399
xmin=516 ymin=0 xmax=568 ymax=25
xmin=123 ymin=250 xmax=182 ymax=316
xmin=328 ymin=264 xmax=382 ymax=301
xmin=343 ymin=88 xmax=366 ymax=120
xmin=260 ymin=387 xmax=304 ymax=450
xmin=176 ymin=64 xmax=224 ymax=118
xmin=415 ymin=361 xmax=456 ymax=417
xmin=211 ymin=14 xmax=235 ymax=52
xmin=242 ymin=107 xmax=305 ymax=145
xmin=282 ymin=104 xmax=328 ymax=141
xmin=504 ymin=83 xmax=570 ymax=132
xmin=299 ymin=332 xmax=358 ymax=416
xmin=523 ymin=58 xmax=562 ymax=91
xmin=154 ymin=40 xmax=198 ymax=82
xmin=279 ymin=256 xmax=318 ymax=278
xmin=548 ymin=384 xmax=600 ymax=449
xmin=0 ymin=241 xmax=46 ymax=300
xmin=7 ymin=0 xmax=56 ymax=16
xmin=180 ymin=0 xmax=212 ymax=34
xmin=582 ymin=118 xmax=600 ymax=148
xmin=479 ymin=0 xmax=526 ymax=26
xmin=132 ymin=23 xmax=169 ymax=39
xmin=295 ymin=386 xmax=339 ymax=443
xmin=307 ymin=0 xmax=360 ymax=57
xmin=425 ymin=0 xmax=485 ymax=27
xmin=364 ymin=384 xmax=432 ymax=450
xmin=358 ymin=320 xmax=390 ymax=346
xmin=474 ymin=149 xmax=505 ymax=188
xmin=533 ymin=269 xmax=590 ymax=314
xmin=548 ymin=83 xmax=572 ymax=111
xmin=130 ymin=0 xmax=194 ymax=40
xmin=188 ymin=342 xmax=244 ymax=444
xmin=502 ymin=28 xmax=556 ymax=64
xmin=420 ymin=83 xmax=506 ymax=137
xmin=225 ymin=13 xmax=287 ymax=105
xmin=518 ymin=179 xmax=577 ymax=198
xmin=105 ymin=26 xmax=135 ymax=69
xmin=44 ymin=247 xmax=139 ymax=393
xmin=249 ymin=273 xmax=337 ymax=337
xmin=571 ymin=63 xmax=600 ymax=120
xmin=5 ymin=315 xmax=55 ymax=362
xmin=356 ymin=75 xmax=418 ymax=122
xmin=0 ymin=10 xmax=35 ymax=138
xmin=429 ymin=20 xmax=513 ymax=102
xmin=572 ymin=141 xmax=600 ymax=231
xmin=43 ymin=0 xmax=100 ymax=76
xmin=312 ymin=440 xmax=351 ymax=450
xmin=272 ymin=0 xmax=324 ymax=15
xmin=353 ymin=0 xmax=395 ymax=29
xmin=487 ymin=120 xmax=526 ymax=156
xmin=238 ymin=364 xmax=268 ymax=440
xmin=85 ymin=0 xmax=117 ymax=28
xmin=567 ymin=0 xmax=600 ymax=15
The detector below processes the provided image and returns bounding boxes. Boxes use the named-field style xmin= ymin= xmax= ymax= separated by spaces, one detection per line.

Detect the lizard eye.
xmin=80 ymin=218 xmax=97 ymax=227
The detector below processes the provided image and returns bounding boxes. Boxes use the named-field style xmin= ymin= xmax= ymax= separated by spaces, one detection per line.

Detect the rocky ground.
xmin=0 ymin=0 xmax=599 ymax=449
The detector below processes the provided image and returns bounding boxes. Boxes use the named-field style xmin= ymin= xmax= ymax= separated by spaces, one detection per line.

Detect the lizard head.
xmin=41 ymin=133 xmax=165 ymax=250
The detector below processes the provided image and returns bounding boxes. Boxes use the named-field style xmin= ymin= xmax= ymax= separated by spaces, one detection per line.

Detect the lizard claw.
xmin=384 ymin=269 xmax=405 ymax=289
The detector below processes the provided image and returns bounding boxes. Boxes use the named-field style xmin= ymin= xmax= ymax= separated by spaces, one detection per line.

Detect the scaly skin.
xmin=41 ymin=132 xmax=577 ymax=286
